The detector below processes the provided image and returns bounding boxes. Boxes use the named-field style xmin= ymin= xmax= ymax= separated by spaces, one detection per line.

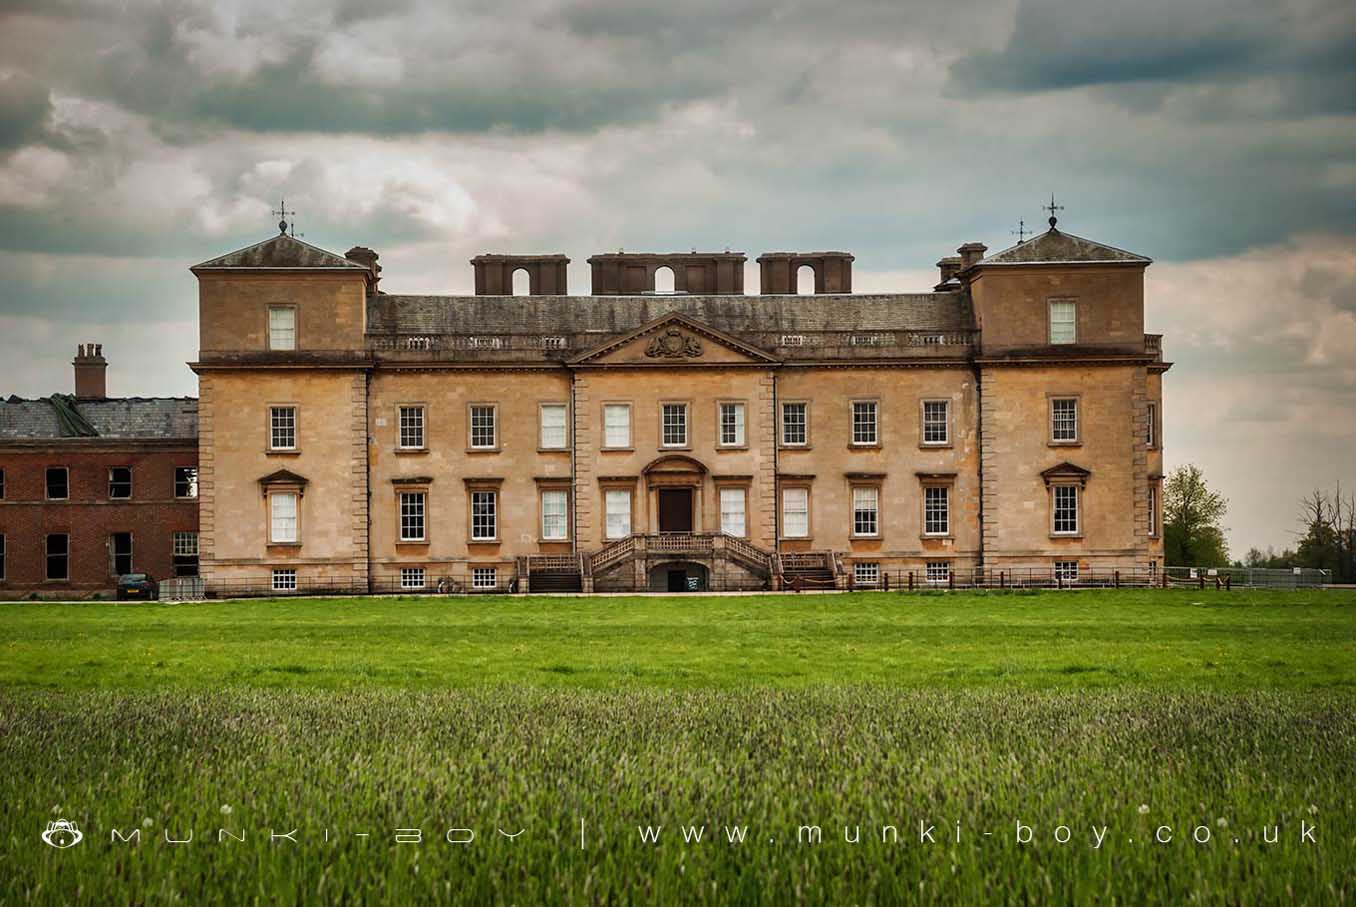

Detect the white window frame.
xmin=110 ymin=531 xmax=134 ymax=576
xmin=270 ymin=406 xmax=297 ymax=451
xmin=782 ymin=486 xmax=810 ymax=538
xmin=173 ymin=531 xmax=199 ymax=556
xmin=661 ymin=402 xmax=688 ymax=448
xmin=399 ymin=491 xmax=426 ymax=542
xmin=46 ymin=533 xmax=70 ymax=581
xmin=269 ymin=491 xmax=299 ymax=544
xmin=603 ymin=403 xmax=632 ymax=449
xmin=604 ymin=489 xmax=633 ymax=539
xmin=1049 ymin=299 xmax=1076 ymax=344
xmin=1147 ymin=401 xmax=1157 ymax=448
xmin=541 ymin=489 xmax=569 ymax=541
xmin=174 ymin=466 xmax=198 ymax=499
xmin=1148 ymin=483 xmax=1158 ymax=537
xmin=851 ymin=485 xmax=879 ymax=537
xmin=1050 ymin=397 xmax=1079 ymax=443
xmin=268 ymin=305 xmax=296 ymax=351
xmin=854 ymin=562 xmax=880 ymax=588
xmin=719 ymin=487 xmax=747 ymax=537
xmin=781 ymin=402 xmax=808 ymax=446
xmin=45 ymin=466 xmax=69 ymax=501
xmin=471 ymin=566 xmax=498 ymax=590
xmin=539 ymin=403 xmax=568 ymax=450
xmin=469 ymin=404 xmax=498 ymax=450
xmin=400 ymin=567 xmax=426 ymax=590
xmin=398 ymin=405 xmax=426 ymax=450
xmin=925 ymin=561 xmax=950 ymax=585
xmin=718 ymin=402 xmax=745 ymax=447
xmin=108 ymin=466 xmax=133 ymax=500
xmin=1052 ymin=484 xmax=1080 ymax=536
xmin=923 ymin=485 xmax=950 ymax=536
xmin=471 ymin=490 xmax=497 ymax=541
xmin=921 ymin=400 xmax=949 ymax=446
xmin=1054 ymin=560 xmax=1079 ymax=582
xmin=851 ymin=401 xmax=878 ymax=446
xmin=271 ymin=568 xmax=297 ymax=592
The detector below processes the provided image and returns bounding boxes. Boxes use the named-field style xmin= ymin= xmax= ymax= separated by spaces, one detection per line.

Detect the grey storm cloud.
xmin=949 ymin=0 xmax=1356 ymax=114
xmin=0 ymin=73 xmax=52 ymax=150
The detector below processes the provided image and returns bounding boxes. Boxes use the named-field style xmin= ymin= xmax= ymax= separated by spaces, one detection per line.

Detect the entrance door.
xmin=658 ymin=488 xmax=693 ymax=533
xmin=667 ymin=569 xmax=687 ymax=592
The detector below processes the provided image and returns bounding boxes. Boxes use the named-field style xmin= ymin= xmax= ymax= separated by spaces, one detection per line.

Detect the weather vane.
xmin=1042 ymin=193 xmax=1064 ymax=229
xmin=271 ymin=198 xmax=297 ymax=235
xmin=1011 ymin=219 xmax=1031 ymax=242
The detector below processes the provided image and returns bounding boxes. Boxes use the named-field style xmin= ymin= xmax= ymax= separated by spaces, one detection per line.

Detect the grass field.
xmin=2 ymin=590 xmax=1354 ymax=904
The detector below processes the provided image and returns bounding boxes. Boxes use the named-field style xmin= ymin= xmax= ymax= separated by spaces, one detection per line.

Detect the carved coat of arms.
xmin=645 ymin=328 xmax=703 ymax=359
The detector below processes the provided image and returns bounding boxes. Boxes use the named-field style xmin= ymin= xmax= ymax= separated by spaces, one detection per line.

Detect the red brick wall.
xmin=0 ymin=444 xmax=198 ymax=598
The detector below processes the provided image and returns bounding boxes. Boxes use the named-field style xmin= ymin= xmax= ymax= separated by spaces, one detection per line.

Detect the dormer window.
xmin=268 ymin=306 xmax=296 ymax=351
xmin=1048 ymin=300 xmax=1076 ymax=344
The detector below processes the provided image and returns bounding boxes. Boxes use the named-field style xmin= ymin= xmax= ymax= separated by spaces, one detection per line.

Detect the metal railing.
xmin=1165 ymin=566 xmax=1329 ymax=589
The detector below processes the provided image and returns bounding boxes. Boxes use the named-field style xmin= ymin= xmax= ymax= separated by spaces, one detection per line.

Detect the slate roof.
xmin=0 ymin=395 xmax=198 ymax=441
xmin=367 ymin=292 xmax=974 ymax=336
xmin=191 ymin=233 xmax=369 ymax=271
xmin=980 ymin=228 xmax=1150 ymax=266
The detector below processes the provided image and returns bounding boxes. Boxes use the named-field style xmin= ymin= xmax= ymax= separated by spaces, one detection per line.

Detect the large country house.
xmin=186 ymin=216 xmax=1168 ymax=594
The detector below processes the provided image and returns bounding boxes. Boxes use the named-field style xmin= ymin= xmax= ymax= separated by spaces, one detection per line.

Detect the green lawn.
xmin=3 ymin=590 xmax=1354 ymax=904
xmin=1 ymin=588 xmax=1352 ymax=690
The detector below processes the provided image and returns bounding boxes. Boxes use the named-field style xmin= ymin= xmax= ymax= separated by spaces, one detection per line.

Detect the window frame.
xmin=268 ymin=405 xmax=298 ymax=452
xmin=0 ymin=533 xmax=5 ymax=582
xmin=174 ymin=466 xmax=198 ymax=499
xmin=400 ymin=567 xmax=427 ymax=590
xmin=1054 ymin=560 xmax=1079 ymax=582
xmin=602 ymin=402 xmax=633 ymax=450
xmin=108 ymin=466 xmax=133 ymax=500
xmin=1148 ymin=482 xmax=1159 ymax=537
xmin=540 ymin=488 xmax=570 ymax=541
xmin=538 ymin=402 xmax=569 ymax=451
xmin=1049 ymin=396 xmax=1080 ymax=445
xmin=45 ymin=466 xmax=69 ymax=501
xmin=268 ymin=490 xmax=300 ymax=545
xmin=267 ymin=304 xmax=297 ymax=351
xmin=1051 ymin=483 xmax=1081 ymax=536
xmin=659 ymin=401 xmax=690 ymax=449
xmin=471 ymin=566 xmax=498 ymax=590
xmin=45 ymin=532 xmax=69 ymax=581
xmin=172 ymin=531 xmax=199 ymax=578
xmin=850 ymin=484 xmax=880 ymax=538
xmin=468 ymin=403 xmax=499 ymax=451
xmin=398 ymin=491 xmax=427 ymax=543
xmin=925 ymin=560 xmax=950 ymax=586
xmin=850 ymin=400 xmax=879 ymax=447
xmin=922 ymin=484 xmax=951 ymax=537
xmin=1048 ymin=299 xmax=1077 ymax=345
xmin=397 ymin=404 xmax=427 ymax=452
xmin=1147 ymin=401 xmax=1158 ymax=449
xmin=718 ymin=486 xmax=748 ymax=538
xmin=271 ymin=568 xmax=298 ymax=592
xmin=853 ymin=561 xmax=880 ymax=588
xmin=603 ymin=487 xmax=634 ymax=540
xmin=470 ymin=489 xmax=498 ymax=541
xmin=780 ymin=485 xmax=811 ymax=539
xmin=0 ymin=467 xmax=6 ymax=500
xmin=716 ymin=401 xmax=747 ymax=449
xmin=780 ymin=401 xmax=809 ymax=448
xmin=920 ymin=399 xmax=951 ymax=447
xmin=110 ymin=531 xmax=134 ymax=577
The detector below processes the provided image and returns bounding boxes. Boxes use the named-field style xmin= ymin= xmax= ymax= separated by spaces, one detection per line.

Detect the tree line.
xmin=1164 ymin=465 xmax=1355 ymax=582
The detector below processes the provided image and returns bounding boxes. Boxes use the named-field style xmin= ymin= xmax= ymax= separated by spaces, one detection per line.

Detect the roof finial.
xmin=271 ymin=197 xmax=297 ymax=235
xmin=1042 ymin=193 xmax=1064 ymax=229
xmin=1011 ymin=219 xmax=1031 ymax=243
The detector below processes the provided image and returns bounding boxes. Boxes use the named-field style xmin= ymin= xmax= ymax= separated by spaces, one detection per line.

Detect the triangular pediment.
xmin=569 ymin=312 xmax=778 ymax=366
xmin=258 ymin=468 xmax=310 ymax=489
xmin=980 ymin=228 xmax=1150 ymax=267
xmin=192 ymin=233 xmax=370 ymax=272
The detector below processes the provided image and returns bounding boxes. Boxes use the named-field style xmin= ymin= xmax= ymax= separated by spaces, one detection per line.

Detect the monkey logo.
xmin=42 ymin=819 xmax=84 ymax=849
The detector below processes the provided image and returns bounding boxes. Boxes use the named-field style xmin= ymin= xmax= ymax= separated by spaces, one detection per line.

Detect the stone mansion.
xmin=190 ymin=218 xmax=1168 ymax=593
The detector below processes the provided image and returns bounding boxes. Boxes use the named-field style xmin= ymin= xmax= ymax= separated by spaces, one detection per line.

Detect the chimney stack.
xmin=935 ymin=256 xmax=963 ymax=289
xmin=957 ymin=242 xmax=988 ymax=272
xmin=73 ymin=343 xmax=108 ymax=399
xmin=345 ymin=246 xmax=381 ymax=294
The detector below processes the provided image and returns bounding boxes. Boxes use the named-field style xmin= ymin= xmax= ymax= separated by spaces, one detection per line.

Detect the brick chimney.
xmin=345 ymin=246 xmax=381 ymax=293
xmin=957 ymin=242 xmax=988 ymax=271
xmin=73 ymin=343 xmax=107 ymax=399
xmin=935 ymin=256 xmax=963 ymax=288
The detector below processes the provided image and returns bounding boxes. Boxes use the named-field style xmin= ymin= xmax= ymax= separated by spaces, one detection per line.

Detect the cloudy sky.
xmin=1 ymin=0 xmax=1352 ymax=555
